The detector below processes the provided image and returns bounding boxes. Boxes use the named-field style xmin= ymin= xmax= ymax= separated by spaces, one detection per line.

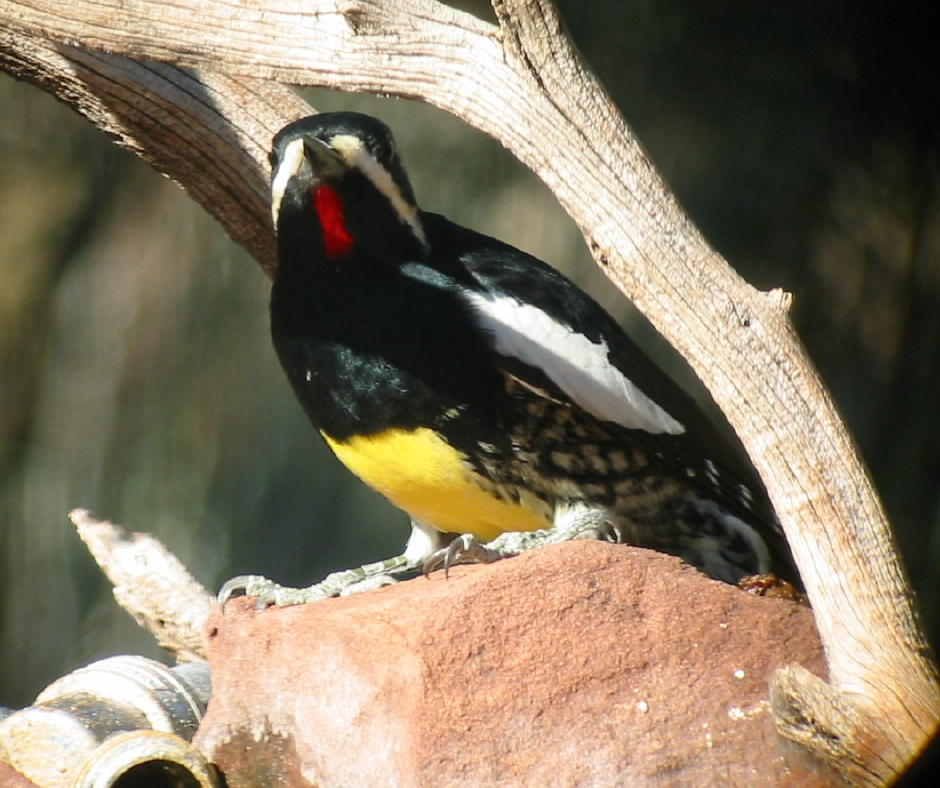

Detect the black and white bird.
xmin=221 ymin=112 xmax=797 ymax=607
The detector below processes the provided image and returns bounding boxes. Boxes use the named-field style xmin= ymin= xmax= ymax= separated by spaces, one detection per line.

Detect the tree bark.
xmin=0 ymin=23 xmax=311 ymax=273
xmin=69 ymin=509 xmax=214 ymax=663
xmin=2 ymin=1 xmax=937 ymax=782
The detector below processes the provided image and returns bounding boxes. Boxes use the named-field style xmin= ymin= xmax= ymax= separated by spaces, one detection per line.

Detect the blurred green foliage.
xmin=1 ymin=1 xmax=937 ymax=707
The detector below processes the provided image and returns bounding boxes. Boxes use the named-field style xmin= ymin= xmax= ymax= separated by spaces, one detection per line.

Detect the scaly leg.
xmin=218 ymin=518 xmax=452 ymax=609
xmin=422 ymin=504 xmax=619 ymax=574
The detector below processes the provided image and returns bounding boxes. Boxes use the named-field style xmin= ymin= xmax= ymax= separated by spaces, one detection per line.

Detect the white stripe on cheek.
xmin=329 ymin=135 xmax=426 ymax=247
xmin=466 ymin=292 xmax=685 ymax=435
xmin=271 ymin=138 xmax=307 ymax=228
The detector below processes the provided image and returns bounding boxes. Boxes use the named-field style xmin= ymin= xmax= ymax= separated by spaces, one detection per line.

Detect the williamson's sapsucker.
xmin=220 ymin=112 xmax=798 ymax=607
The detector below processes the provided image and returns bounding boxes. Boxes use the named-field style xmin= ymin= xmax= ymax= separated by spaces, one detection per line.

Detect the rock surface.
xmin=196 ymin=541 xmax=832 ymax=786
xmin=0 ymin=762 xmax=39 ymax=788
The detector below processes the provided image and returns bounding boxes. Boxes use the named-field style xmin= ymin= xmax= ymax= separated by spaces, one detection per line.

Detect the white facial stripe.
xmin=466 ymin=292 xmax=685 ymax=435
xmin=271 ymin=137 xmax=306 ymax=228
xmin=329 ymin=134 xmax=426 ymax=247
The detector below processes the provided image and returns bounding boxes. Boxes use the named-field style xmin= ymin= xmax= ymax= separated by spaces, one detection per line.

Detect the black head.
xmin=270 ymin=112 xmax=426 ymax=264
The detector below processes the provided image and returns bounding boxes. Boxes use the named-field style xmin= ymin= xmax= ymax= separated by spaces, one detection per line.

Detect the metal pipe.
xmin=0 ymin=656 xmax=219 ymax=787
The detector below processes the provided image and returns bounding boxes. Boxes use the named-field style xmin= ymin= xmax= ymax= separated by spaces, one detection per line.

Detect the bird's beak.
xmin=303 ymin=137 xmax=345 ymax=179
xmin=270 ymin=136 xmax=346 ymax=228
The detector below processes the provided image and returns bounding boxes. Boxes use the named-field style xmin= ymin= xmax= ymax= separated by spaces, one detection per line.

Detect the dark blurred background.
xmin=1 ymin=0 xmax=937 ymax=707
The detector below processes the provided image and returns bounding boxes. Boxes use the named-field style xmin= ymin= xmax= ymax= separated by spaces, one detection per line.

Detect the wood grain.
xmin=2 ymin=1 xmax=937 ymax=781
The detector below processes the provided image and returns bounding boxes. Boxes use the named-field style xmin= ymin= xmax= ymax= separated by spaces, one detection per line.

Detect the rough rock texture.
xmin=196 ymin=541 xmax=832 ymax=786
xmin=0 ymin=761 xmax=39 ymax=787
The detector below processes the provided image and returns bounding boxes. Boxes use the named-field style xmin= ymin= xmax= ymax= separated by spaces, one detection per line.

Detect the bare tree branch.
xmin=2 ymin=1 xmax=937 ymax=781
xmin=0 ymin=24 xmax=312 ymax=273
xmin=70 ymin=508 xmax=213 ymax=662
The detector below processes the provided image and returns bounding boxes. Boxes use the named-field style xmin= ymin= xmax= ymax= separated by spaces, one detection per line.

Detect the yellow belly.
xmin=322 ymin=427 xmax=549 ymax=542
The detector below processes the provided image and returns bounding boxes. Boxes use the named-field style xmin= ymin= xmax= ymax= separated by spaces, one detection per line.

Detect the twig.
xmin=70 ymin=508 xmax=213 ymax=662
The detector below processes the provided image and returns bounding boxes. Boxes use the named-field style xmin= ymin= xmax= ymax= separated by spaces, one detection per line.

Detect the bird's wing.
xmin=428 ymin=216 xmax=697 ymax=438
xmin=460 ymin=281 xmax=687 ymax=436
xmin=420 ymin=214 xmax=774 ymax=505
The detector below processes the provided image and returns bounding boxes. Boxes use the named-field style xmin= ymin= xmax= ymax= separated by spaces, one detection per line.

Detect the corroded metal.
xmin=0 ymin=656 xmax=219 ymax=787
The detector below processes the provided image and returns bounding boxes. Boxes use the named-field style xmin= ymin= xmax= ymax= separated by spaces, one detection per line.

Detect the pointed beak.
xmin=270 ymin=136 xmax=346 ymax=228
xmin=303 ymin=137 xmax=345 ymax=179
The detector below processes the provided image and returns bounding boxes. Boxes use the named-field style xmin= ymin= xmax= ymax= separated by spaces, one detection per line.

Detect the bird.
xmin=219 ymin=111 xmax=797 ymax=607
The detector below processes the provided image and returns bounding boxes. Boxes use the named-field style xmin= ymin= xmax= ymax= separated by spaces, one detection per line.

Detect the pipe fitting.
xmin=0 ymin=656 xmax=219 ymax=787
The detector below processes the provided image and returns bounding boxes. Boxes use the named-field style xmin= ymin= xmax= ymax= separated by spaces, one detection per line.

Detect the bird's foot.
xmin=422 ymin=515 xmax=621 ymax=576
xmin=422 ymin=533 xmax=504 ymax=576
xmin=482 ymin=512 xmax=621 ymax=556
xmin=218 ymin=575 xmax=334 ymax=609
xmin=557 ymin=515 xmax=622 ymax=544
xmin=218 ymin=554 xmax=415 ymax=610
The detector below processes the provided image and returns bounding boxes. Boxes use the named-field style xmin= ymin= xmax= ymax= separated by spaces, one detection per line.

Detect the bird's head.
xmin=270 ymin=112 xmax=427 ymax=263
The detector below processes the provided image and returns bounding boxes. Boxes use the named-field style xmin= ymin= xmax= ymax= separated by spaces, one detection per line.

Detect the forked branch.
xmin=1 ymin=0 xmax=937 ymax=781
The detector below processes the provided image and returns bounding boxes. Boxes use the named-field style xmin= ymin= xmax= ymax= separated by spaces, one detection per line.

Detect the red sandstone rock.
xmin=0 ymin=761 xmax=40 ymax=787
xmin=195 ymin=541 xmax=832 ymax=786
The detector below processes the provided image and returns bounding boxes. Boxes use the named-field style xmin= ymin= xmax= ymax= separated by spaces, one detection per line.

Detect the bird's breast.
xmin=321 ymin=426 xmax=550 ymax=541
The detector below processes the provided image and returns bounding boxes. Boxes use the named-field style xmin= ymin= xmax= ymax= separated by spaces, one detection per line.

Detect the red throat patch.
xmin=313 ymin=185 xmax=354 ymax=259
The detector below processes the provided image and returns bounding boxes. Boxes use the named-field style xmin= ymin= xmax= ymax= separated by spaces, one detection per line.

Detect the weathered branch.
xmin=70 ymin=508 xmax=213 ymax=662
xmin=2 ymin=0 xmax=937 ymax=781
xmin=0 ymin=24 xmax=312 ymax=274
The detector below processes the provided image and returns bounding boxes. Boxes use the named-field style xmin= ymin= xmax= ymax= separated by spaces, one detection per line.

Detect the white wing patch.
xmin=465 ymin=292 xmax=685 ymax=435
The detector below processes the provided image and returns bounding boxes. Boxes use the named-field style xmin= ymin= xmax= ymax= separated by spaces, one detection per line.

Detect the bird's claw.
xmin=218 ymin=556 xmax=414 ymax=610
xmin=217 ymin=574 xmax=333 ymax=610
xmin=217 ymin=574 xmax=261 ymax=607
xmin=588 ymin=519 xmax=622 ymax=544
xmin=423 ymin=533 xmax=503 ymax=577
